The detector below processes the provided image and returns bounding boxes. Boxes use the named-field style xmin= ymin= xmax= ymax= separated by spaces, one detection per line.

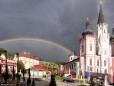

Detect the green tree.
xmin=0 ymin=48 xmax=5 ymax=55
xmin=7 ymin=52 xmax=15 ymax=57
xmin=17 ymin=60 xmax=25 ymax=72
xmin=0 ymin=48 xmax=15 ymax=57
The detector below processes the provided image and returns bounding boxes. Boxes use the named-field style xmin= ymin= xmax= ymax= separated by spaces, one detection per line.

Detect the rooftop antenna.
xmin=71 ymin=45 xmax=75 ymax=56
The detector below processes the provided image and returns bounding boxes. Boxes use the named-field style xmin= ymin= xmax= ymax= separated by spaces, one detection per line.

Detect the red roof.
xmin=31 ymin=65 xmax=51 ymax=71
xmin=19 ymin=52 xmax=41 ymax=61
xmin=0 ymin=62 xmax=16 ymax=66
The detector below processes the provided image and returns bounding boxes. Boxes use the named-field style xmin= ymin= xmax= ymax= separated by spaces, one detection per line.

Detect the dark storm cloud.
xmin=103 ymin=0 xmax=114 ymax=33
xmin=0 ymin=40 xmax=70 ymax=62
xmin=0 ymin=0 xmax=113 ymax=61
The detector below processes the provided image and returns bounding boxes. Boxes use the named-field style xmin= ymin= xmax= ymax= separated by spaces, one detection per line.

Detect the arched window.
xmin=90 ymin=44 xmax=92 ymax=51
xmin=90 ymin=59 xmax=92 ymax=66
xmin=97 ymin=60 xmax=99 ymax=66
xmin=104 ymin=60 xmax=106 ymax=66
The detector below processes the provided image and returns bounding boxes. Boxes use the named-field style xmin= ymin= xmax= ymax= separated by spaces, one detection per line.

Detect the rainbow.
xmin=0 ymin=37 xmax=71 ymax=52
xmin=0 ymin=15 xmax=71 ymax=52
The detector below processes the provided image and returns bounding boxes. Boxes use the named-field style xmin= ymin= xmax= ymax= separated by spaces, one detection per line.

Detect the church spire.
xmin=82 ymin=17 xmax=93 ymax=36
xmin=86 ymin=17 xmax=89 ymax=29
xmin=97 ymin=0 xmax=105 ymax=24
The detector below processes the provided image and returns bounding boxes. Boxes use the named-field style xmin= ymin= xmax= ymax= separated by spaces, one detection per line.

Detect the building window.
xmin=104 ymin=60 xmax=106 ymax=66
xmin=90 ymin=59 xmax=92 ymax=66
xmin=70 ymin=57 xmax=72 ymax=61
xmin=104 ymin=69 xmax=107 ymax=74
xmin=97 ymin=60 xmax=99 ymax=66
xmin=99 ymin=38 xmax=100 ymax=43
xmin=72 ymin=64 xmax=73 ymax=69
xmin=82 ymin=45 xmax=84 ymax=52
xmin=97 ymin=69 xmax=99 ymax=73
xmin=90 ymin=67 xmax=93 ymax=71
xmin=90 ymin=44 xmax=92 ymax=51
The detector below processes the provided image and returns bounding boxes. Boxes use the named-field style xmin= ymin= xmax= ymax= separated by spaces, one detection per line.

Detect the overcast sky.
xmin=0 ymin=0 xmax=114 ymax=62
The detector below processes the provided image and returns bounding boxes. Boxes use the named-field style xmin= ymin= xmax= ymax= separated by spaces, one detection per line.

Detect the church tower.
xmin=94 ymin=1 xmax=111 ymax=73
xmin=69 ymin=47 xmax=77 ymax=62
xmin=94 ymin=1 xmax=111 ymax=58
xmin=80 ymin=18 xmax=96 ymax=76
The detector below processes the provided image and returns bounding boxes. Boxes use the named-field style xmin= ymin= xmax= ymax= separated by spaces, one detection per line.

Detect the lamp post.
xmin=3 ymin=50 xmax=8 ymax=84
xmin=33 ymin=57 xmax=36 ymax=79
xmin=27 ymin=68 xmax=31 ymax=86
xmin=32 ymin=58 xmax=36 ymax=86
xmin=16 ymin=53 xmax=19 ymax=73
xmin=12 ymin=66 xmax=15 ymax=80
xmin=16 ymin=53 xmax=21 ymax=86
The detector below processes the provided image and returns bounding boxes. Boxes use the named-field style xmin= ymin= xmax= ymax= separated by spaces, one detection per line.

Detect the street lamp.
xmin=3 ymin=50 xmax=8 ymax=84
xmin=16 ymin=53 xmax=19 ymax=73
xmin=46 ymin=63 xmax=49 ymax=75
xmin=32 ymin=57 xmax=36 ymax=86
xmin=33 ymin=57 xmax=36 ymax=78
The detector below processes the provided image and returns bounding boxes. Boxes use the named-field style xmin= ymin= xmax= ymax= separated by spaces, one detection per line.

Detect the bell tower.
xmin=94 ymin=0 xmax=111 ymax=58
xmin=80 ymin=18 xmax=96 ymax=77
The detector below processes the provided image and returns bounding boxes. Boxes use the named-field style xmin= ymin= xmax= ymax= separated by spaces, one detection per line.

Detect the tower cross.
xmin=100 ymin=0 xmax=102 ymax=5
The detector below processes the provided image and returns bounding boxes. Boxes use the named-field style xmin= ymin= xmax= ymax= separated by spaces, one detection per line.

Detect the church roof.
xmin=82 ymin=18 xmax=93 ymax=36
xmin=19 ymin=52 xmax=41 ymax=61
xmin=97 ymin=1 xmax=105 ymax=24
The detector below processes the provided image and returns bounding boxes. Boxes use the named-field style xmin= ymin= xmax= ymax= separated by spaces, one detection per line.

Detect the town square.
xmin=0 ymin=0 xmax=114 ymax=86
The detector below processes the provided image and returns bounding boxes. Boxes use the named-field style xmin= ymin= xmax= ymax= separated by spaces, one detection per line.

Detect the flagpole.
xmin=79 ymin=67 xmax=80 ymax=85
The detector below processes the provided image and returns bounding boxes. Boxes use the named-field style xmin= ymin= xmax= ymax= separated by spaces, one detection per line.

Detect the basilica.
xmin=64 ymin=2 xmax=114 ymax=83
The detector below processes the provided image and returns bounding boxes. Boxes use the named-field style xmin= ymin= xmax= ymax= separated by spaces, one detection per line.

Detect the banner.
xmin=85 ymin=66 xmax=90 ymax=78
xmin=75 ymin=62 xmax=79 ymax=75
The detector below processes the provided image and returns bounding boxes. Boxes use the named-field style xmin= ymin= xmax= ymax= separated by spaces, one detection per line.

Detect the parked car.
xmin=63 ymin=78 xmax=75 ymax=83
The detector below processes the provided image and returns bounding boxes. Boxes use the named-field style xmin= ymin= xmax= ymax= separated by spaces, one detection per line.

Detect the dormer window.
xmin=71 ymin=57 xmax=72 ymax=60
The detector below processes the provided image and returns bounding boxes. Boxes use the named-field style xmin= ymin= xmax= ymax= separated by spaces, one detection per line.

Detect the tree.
xmin=17 ymin=60 xmax=25 ymax=72
xmin=0 ymin=48 xmax=5 ymax=55
xmin=7 ymin=52 xmax=15 ymax=57
xmin=0 ymin=48 xmax=15 ymax=57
